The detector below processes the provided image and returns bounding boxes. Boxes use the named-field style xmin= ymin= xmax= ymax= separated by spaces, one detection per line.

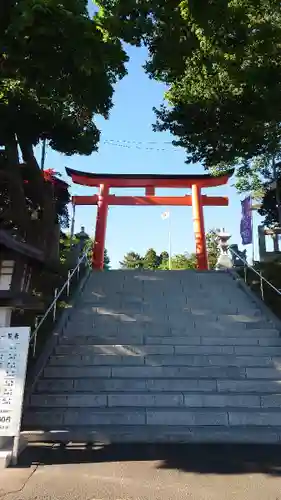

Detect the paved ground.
xmin=1 ymin=444 xmax=281 ymax=500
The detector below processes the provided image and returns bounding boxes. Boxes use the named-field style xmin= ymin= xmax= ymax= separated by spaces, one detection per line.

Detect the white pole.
xmin=250 ymin=195 xmax=255 ymax=265
xmin=168 ymin=214 xmax=172 ymax=270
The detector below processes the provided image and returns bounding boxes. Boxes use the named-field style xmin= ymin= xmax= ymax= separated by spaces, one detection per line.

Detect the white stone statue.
xmin=216 ymin=228 xmax=233 ymax=270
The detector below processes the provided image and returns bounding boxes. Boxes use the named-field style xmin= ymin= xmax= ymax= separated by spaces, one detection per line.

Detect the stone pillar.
xmin=273 ymin=232 xmax=279 ymax=252
xmin=258 ymin=225 xmax=266 ymax=262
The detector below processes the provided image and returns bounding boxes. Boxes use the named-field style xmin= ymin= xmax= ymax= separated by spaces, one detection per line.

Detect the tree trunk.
xmin=40 ymin=139 xmax=47 ymax=170
xmin=5 ymin=134 xmax=19 ymax=165
xmin=272 ymin=157 xmax=281 ymax=227
xmin=2 ymin=134 xmax=29 ymax=236
xmin=18 ymin=138 xmax=57 ymax=255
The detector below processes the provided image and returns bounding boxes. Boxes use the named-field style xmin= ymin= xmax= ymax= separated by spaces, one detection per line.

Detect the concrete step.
xmin=81 ymin=301 xmax=263 ymax=316
xmin=55 ymin=344 xmax=281 ymax=358
xmin=61 ymin=328 xmax=280 ymax=345
xmin=48 ymin=354 xmax=281 ymax=367
xmin=43 ymin=365 xmax=247 ymax=379
xmin=56 ymin=344 xmax=176 ymax=355
xmin=21 ymin=425 xmax=281 ymax=444
xmin=217 ymin=379 xmax=281 ymax=392
xmin=23 ymin=407 xmax=281 ymax=427
xmin=36 ymin=377 xmax=281 ymax=393
xmin=56 ymin=338 xmax=281 ymax=353
xmin=234 ymin=346 xmax=281 ymax=355
xmin=29 ymin=392 xmax=281 ymax=409
xmin=79 ymin=301 xmax=259 ymax=311
xmin=69 ymin=316 xmax=273 ymax=331
xmin=77 ymin=303 xmax=263 ymax=316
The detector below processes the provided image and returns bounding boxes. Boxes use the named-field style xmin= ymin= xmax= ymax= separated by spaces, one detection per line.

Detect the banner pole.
xmin=168 ymin=214 xmax=172 ymax=270
xmin=252 ymin=217 xmax=255 ymax=264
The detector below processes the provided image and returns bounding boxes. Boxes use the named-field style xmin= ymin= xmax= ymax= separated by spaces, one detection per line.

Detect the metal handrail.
xmin=229 ymin=247 xmax=281 ymax=299
xmin=30 ymin=243 xmax=91 ymax=345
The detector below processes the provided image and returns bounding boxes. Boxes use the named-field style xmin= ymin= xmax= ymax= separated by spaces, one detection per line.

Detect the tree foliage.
xmin=259 ymin=184 xmax=281 ymax=227
xmin=104 ymin=248 xmax=111 ymax=270
xmin=143 ymin=248 xmax=161 ymax=269
xmin=0 ymin=0 xmax=127 ymax=255
xmin=98 ymin=0 xmax=281 ymax=168
xmin=120 ymin=230 xmax=220 ymax=270
xmin=206 ymin=229 xmax=220 ymax=269
xmin=120 ymin=251 xmax=144 ymax=269
xmin=1 ymin=0 xmax=127 ymax=160
xmin=170 ymin=253 xmax=196 ymax=270
xmin=232 ymin=153 xmax=281 ymax=227
xmin=60 ymin=232 xmax=111 ymax=269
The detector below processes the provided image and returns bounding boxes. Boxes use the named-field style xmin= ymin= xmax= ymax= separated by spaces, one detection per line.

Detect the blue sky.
xmin=35 ymin=11 xmax=261 ymax=268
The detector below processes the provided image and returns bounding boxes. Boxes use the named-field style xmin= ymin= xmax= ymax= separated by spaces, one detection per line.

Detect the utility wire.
xmin=102 ymin=139 xmax=180 ymax=152
xmin=103 ymin=138 xmax=173 ymax=145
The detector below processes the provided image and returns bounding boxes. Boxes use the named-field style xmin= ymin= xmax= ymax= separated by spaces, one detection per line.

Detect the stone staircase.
xmin=23 ymin=270 xmax=281 ymax=443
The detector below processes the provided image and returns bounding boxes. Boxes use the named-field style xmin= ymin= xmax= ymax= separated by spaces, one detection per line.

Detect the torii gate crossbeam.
xmin=72 ymin=195 xmax=228 ymax=206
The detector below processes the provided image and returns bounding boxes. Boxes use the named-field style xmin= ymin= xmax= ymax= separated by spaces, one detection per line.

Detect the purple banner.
xmin=240 ymin=196 xmax=252 ymax=245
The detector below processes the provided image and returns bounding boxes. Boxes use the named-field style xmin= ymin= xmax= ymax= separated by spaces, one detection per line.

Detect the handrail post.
xmin=53 ymin=288 xmax=58 ymax=322
xmin=260 ymin=270 xmax=264 ymax=301
xmin=33 ymin=316 xmax=39 ymax=357
xmin=244 ymin=263 xmax=247 ymax=284
xmin=67 ymin=270 xmax=71 ymax=296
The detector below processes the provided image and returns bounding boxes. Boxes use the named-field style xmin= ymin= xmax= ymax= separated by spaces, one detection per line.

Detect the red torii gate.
xmin=66 ymin=168 xmax=234 ymax=270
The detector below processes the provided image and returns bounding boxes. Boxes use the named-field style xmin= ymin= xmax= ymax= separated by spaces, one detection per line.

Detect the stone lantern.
xmin=216 ymin=228 xmax=233 ymax=270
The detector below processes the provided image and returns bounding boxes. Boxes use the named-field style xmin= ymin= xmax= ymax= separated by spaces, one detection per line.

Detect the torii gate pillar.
xmin=92 ymin=184 xmax=109 ymax=270
xmin=192 ymin=184 xmax=208 ymax=270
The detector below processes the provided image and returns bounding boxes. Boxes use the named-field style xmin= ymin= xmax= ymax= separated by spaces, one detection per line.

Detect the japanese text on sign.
xmin=0 ymin=327 xmax=30 ymax=436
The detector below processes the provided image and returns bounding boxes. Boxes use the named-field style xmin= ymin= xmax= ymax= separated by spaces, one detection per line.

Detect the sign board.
xmin=0 ymin=327 xmax=30 ymax=437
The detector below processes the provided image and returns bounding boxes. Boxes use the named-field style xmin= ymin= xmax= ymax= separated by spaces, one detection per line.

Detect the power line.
xmin=102 ymin=139 xmax=180 ymax=152
xmin=103 ymin=138 xmax=173 ymax=145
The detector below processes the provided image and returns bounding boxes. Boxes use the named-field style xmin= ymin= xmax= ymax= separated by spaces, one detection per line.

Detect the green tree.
xmin=120 ymin=233 xmax=219 ymax=271
xmin=159 ymin=252 xmax=196 ymax=270
xmin=206 ymin=229 xmax=220 ymax=270
xmin=0 ymin=0 xmax=127 ymax=247
xmin=98 ymin=0 xmax=281 ymax=168
xmin=59 ymin=233 xmax=79 ymax=266
xmin=61 ymin=233 xmax=111 ymax=269
xmin=120 ymin=252 xmax=143 ymax=269
xmin=143 ymin=248 xmax=160 ymax=269
xmin=159 ymin=251 xmax=169 ymax=262
xmin=104 ymin=248 xmax=111 ymax=270
xmin=1 ymin=0 xmax=127 ymax=161
xmin=87 ymin=239 xmax=111 ymax=270
xmin=258 ymin=186 xmax=281 ymax=228
xmin=158 ymin=251 xmax=169 ymax=269
xmin=230 ymin=154 xmax=281 ymax=226
xmin=171 ymin=253 xmax=196 ymax=270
